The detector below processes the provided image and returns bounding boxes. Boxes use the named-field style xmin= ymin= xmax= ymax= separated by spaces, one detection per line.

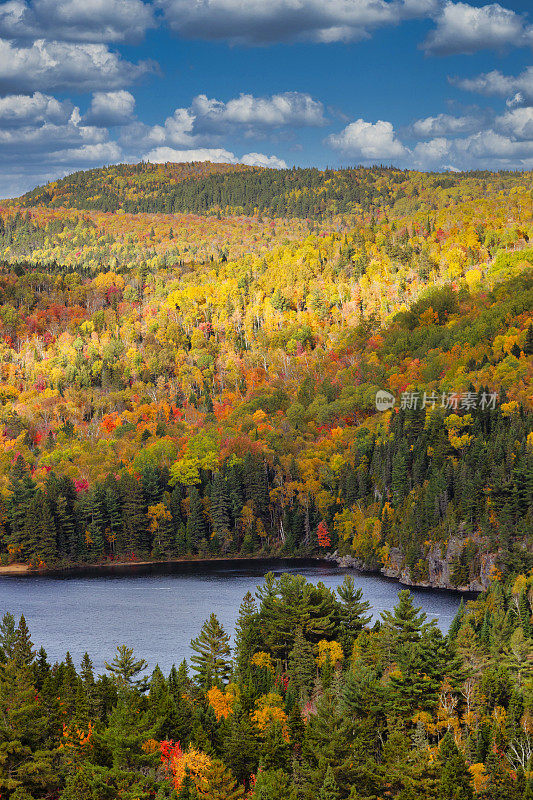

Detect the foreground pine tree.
xmin=190 ymin=613 xmax=231 ymax=689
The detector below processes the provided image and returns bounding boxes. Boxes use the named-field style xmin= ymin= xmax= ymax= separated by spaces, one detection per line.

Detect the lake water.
xmin=0 ymin=559 xmax=466 ymax=675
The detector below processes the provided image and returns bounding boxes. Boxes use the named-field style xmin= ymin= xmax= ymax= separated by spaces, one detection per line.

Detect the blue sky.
xmin=1 ymin=0 xmax=533 ymax=196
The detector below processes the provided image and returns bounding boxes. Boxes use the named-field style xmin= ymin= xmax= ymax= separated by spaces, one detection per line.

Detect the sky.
xmin=1 ymin=0 xmax=533 ymax=197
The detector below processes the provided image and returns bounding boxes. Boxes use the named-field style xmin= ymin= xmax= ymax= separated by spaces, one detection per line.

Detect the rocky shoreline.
xmin=325 ymin=536 xmax=498 ymax=593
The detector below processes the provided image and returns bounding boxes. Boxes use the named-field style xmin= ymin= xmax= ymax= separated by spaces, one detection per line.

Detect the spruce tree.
xmin=336 ymin=576 xmax=371 ymax=656
xmin=288 ymin=627 xmax=316 ymax=703
xmin=233 ymin=591 xmax=260 ymax=678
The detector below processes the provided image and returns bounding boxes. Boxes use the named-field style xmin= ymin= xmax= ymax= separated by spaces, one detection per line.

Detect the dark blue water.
xmin=0 ymin=560 xmax=464 ymax=675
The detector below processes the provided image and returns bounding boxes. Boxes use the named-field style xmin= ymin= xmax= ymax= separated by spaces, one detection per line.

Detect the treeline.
xmin=3 ymin=394 xmax=532 ymax=578
xmin=13 ymin=162 xmax=532 ymax=221
xmin=1 ymin=573 xmax=533 ymax=798
xmin=14 ymin=163 xmax=408 ymax=217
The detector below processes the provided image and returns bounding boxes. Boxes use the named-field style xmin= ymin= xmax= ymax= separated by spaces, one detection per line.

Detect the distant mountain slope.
xmin=12 ymin=161 xmax=533 ymax=220
xmin=13 ymin=161 xmax=255 ymax=213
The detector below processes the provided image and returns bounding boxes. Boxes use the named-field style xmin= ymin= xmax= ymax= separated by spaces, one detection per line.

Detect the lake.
xmin=0 ymin=559 xmax=466 ymax=675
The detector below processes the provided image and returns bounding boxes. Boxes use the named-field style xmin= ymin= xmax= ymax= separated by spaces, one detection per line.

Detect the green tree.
xmin=190 ymin=614 xmax=231 ymax=689
xmin=105 ymin=645 xmax=148 ymax=692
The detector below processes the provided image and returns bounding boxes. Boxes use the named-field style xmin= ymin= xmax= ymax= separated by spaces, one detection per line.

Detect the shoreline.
xmin=0 ymin=554 xmax=479 ymax=594
xmin=0 ymin=554 xmax=329 ymax=578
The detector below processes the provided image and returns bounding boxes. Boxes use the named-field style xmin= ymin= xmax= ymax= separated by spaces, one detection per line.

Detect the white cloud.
xmin=327 ymin=118 xmax=408 ymax=160
xmin=0 ymin=38 xmax=154 ymax=93
xmin=413 ymin=137 xmax=452 ymax=166
xmin=156 ymin=0 xmax=437 ymax=45
xmin=0 ymin=91 xmax=74 ymax=127
xmin=411 ymin=111 xmax=484 ymax=138
xmin=48 ymin=141 xmax=122 ymax=162
xmin=0 ymin=0 xmax=155 ymax=43
xmin=454 ymin=67 xmax=533 ymax=105
xmin=495 ymin=107 xmax=533 ymax=139
xmin=191 ymin=92 xmax=326 ymax=131
xmin=85 ymin=90 xmax=135 ymax=125
xmin=131 ymin=91 xmax=326 ymax=152
xmin=143 ymin=146 xmax=287 ymax=168
xmin=240 ymin=152 xmax=288 ymax=168
xmin=423 ymin=2 xmax=533 ymax=56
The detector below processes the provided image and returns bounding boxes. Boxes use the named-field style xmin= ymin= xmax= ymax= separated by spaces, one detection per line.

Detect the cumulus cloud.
xmin=85 ymin=90 xmax=135 ymax=126
xmin=0 ymin=91 xmax=74 ymax=127
xmin=495 ymin=107 xmax=533 ymax=139
xmin=413 ymin=137 xmax=452 ymax=165
xmin=0 ymin=39 xmax=155 ymax=93
xmin=423 ymin=2 xmax=533 ymax=56
xmin=191 ymin=92 xmax=326 ymax=132
xmin=453 ymin=67 xmax=533 ymax=105
xmin=48 ymin=141 xmax=122 ymax=162
xmin=130 ymin=91 xmax=326 ymax=152
xmin=410 ymin=111 xmax=485 ymax=138
xmin=0 ymin=0 xmax=155 ymax=43
xmin=156 ymin=0 xmax=437 ymax=45
xmin=326 ymin=118 xmax=408 ymax=161
xmin=143 ymin=146 xmax=287 ymax=168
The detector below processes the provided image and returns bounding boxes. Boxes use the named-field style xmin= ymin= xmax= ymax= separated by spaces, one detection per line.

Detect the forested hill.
xmin=12 ymin=161 xmax=255 ymax=214
xmin=0 ymin=166 xmax=530 ymax=581
xmin=11 ymin=162 xmax=533 ymax=219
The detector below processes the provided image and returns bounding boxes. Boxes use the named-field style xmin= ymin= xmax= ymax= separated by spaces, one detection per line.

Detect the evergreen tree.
xmin=439 ymin=731 xmax=473 ymax=800
xmin=336 ymin=576 xmax=371 ymax=656
xmin=288 ymin=627 xmax=316 ymax=703
xmin=196 ymin=759 xmax=244 ymax=799
xmin=190 ymin=614 xmax=231 ymax=689
xmin=186 ymin=486 xmax=207 ymax=552
xmin=319 ymin=765 xmax=341 ymax=800
xmin=105 ymin=645 xmax=148 ymax=692
xmin=233 ymin=592 xmax=260 ymax=678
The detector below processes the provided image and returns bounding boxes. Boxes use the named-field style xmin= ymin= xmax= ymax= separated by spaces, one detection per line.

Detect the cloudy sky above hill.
xmin=1 ymin=0 xmax=533 ymax=195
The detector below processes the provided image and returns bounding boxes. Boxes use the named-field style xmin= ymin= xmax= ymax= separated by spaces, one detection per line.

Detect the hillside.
xmin=0 ymin=165 xmax=530 ymax=583
xmin=12 ymin=161 xmax=533 ymax=220
xmin=13 ymin=161 xmax=255 ymax=214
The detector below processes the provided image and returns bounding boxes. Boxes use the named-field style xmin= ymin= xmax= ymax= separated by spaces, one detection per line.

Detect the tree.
xmin=195 ymin=759 xmax=244 ymax=799
xmin=187 ymin=486 xmax=207 ymax=552
xmin=233 ymin=591 xmax=260 ymax=678
xmin=288 ymin=627 xmax=316 ymax=703
xmin=105 ymin=645 xmax=148 ymax=692
xmin=320 ymin=765 xmax=341 ymax=800
xmin=252 ymin=769 xmax=297 ymax=800
xmin=190 ymin=614 xmax=231 ymax=689
xmin=439 ymin=731 xmax=473 ymax=800
xmin=336 ymin=576 xmax=371 ymax=656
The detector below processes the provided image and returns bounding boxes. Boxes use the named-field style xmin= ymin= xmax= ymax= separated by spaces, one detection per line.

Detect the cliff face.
xmin=328 ymin=535 xmax=498 ymax=592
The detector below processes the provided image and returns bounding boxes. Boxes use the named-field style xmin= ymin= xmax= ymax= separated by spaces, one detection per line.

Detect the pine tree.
xmin=0 ymin=611 xmax=17 ymax=662
xmin=121 ymin=473 xmax=148 ymax=555
xmin=105 ymin=645 xmax=148 ymax=692
xmin=211 ymin=472 xmax=231 ymax=539
xmin=190 ymin=614 xmax=231 ymax=689
xmin=14 ymin=615 xmax=35 ymax=668
xmin=448 ymin=598 xmax=465 ymax=641
xmin=252 ymin=769 xmax=297 ymax=800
